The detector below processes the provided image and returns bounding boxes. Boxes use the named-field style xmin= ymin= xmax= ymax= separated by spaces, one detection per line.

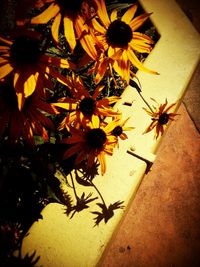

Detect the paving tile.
xmin=101 ymin=103 xmax=200 ymax=267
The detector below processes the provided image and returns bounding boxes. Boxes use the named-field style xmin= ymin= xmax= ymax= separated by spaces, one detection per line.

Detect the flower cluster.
xmin=0 ymin=0 xmax=170 ymax=174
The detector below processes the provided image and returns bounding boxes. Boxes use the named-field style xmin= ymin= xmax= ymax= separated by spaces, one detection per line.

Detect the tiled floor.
xmin=101 ymin=103 xmax=200 ymax=267
xmin=100 ymin=1 xmax=200 ymax=266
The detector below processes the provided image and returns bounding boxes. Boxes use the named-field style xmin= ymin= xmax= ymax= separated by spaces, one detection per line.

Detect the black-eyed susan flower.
xmin=91 ymin=0 xmax=158 ymax=84
xmin=0 ymin=80 xmax=58 ymax=145
xmin=102 ymin=115 xmax=134 ymax=148
xmin=0 ymin=30 xmax=73 ymax=110
xmin=61 ymin=120 xmax=119 ymax=175
xmin=143 ymin=98 xmax=178 ymax=139
xmin=30 ymin=0 xmax=98 ymax=59
xmin=52 ymin=74 xmax=121 ymax=130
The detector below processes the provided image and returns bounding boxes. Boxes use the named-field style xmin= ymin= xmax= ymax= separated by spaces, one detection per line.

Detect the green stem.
xmin=138 ymin=91 xmax=154 ymax=113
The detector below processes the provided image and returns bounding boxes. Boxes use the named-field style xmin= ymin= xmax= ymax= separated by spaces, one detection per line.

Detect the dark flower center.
xmin=79 ymin=97 xmax=96 ymax=117
xmin=158 ymin=113 xmax=169 ymax=125
xmin=86 ymin=128 xmax=107 ymax=150
xmin=106 ymin=20 xmax=133 ymax=47
xmin=56 ymin=0 xmax=83 ymax=13
xmin=112 ymin=126 xmax=123 ymax=136
xmin=10 ymin=36 xmax=41 ymax=66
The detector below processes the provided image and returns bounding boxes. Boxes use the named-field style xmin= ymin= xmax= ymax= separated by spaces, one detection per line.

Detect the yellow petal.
xmin=0 ymin=62 xmax=13 ymax=80
xmin=122 ymin=4 xmax=137 ymax=23
xmin=63 ymin=15 xmax=76 ymax=52
xmin=16 ymin=92 xmax=25 ymax=111
xmin=143 ymin=120 xmax=157 ymax=134
xmin=94 ymin=57 xmax=108 ymax=84
xmin=91 ymin=115 xmax=100 ymax=128
xmin=53 ymin=102 xmax=77 ymax=110
xmin=0 ymin=46 xmax=10 ymax=52
xmin=97 ymin=153 xmax=106 ymax=175
xmin=75 ymin=15 xmax=98 ymax=60
xmin=130 ymin=13 xmax=151 ymax=32
xmin=40 ymin=54 xmax=74 ymax=69
xmin=13 ymin=72 xmax=25 ymax=110
xmin=110 ymin=9 xmax=117 ymax=22
xmin=51 ymin=12 xmax=62 ymax=43
xmin=31 ymin=3 xmax=60 ymax=24
xmin=0 ymin=35 xmax=12 ymax=45
xmin=127 ymin=48 xmax=158 ymax=75
xmin=92 ymin=18 xmax=106 ymax=34
xmin=130 ymin=40 xmax=151 ymax=53
xmin=24 ymin=72 xmax=38 ymax=98
xmin=95 ymin=0 xmax=110 ymax=28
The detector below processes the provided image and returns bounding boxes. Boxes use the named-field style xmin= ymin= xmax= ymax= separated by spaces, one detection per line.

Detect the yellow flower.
xmin=103 ymin=115 xmax=134 ymax=148
xmin=61 ymin=120 xmax=118 ymax=175
xmin=52 ymin=74 xmax=121 ymax=130
xmin=0 ymin=80 xmax=58 ymax=145
xmin=0 ymin=31 xmax=73 ymax=110
xmin=143 ymin=98 xmax=178 ymax=139
xmin=31 ymin=0 xmax=98 ymax=59
xmin=91 ymin=0 xmax=158 ymax=83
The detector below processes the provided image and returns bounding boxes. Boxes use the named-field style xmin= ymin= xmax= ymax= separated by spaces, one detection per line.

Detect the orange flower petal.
xmin=122 ymin=4 xmax=137 ymax=24
xmin=130 ymin=13 xmax=152 ymax=31
xmin=91 ymin=115 xmax=100 ymax=128
xmin=97 ymin=152 xmax=106 ymax=175
xmin=75 ymin=15 xmax=98 ymax=60
xmin=0 ymin=35 xmax=12 ymax=45
xmin=51 ymin=12 xmax=62 ymax=43
xmin=24 ymin=72 xmax=38 ymax=98
xmin=127 ymin=48 xmax=158 ymax=75
xmin=110 ymin=9 xmax=117 ymax=22
xmin=92 ymin=18 xmax=106 ymax=34
xmin=87 ymin=152 xmax=96 ymax=168
xmin=40 ymin=54 xmax=74 ymax=69
xmin=53 ymin=102 xmax=77 ymax=110
xmin=0 ymin=46 xmax=10 ymax=52
xmin=143 ymin=120 xmax=157 ymax=134
xmin=31 ymin=3 xmax=60 ymax=24
xmin=63 ymin=15 xmax=76 ymax=52
xmin=65 ymin=135 xmax=85 ymax=144
xmin=92 ymin=85 xmax=104 ymax=99
xmin=62 ymin=143 xmax=82 ymax=160
xmin=94 ymin=57 xmax=109 ymax=84
xmin=0 ymin=62 xmax=13 ymax=80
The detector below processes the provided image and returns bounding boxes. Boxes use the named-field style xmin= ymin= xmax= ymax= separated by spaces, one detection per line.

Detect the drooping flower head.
xmin=52 ymin=74 xmax=121 ymax=130
xmin=61 ymin=120 xmax=119 ymax=175
xmin=0 ymin=30 xmax=73 ymax=110
xmin=143 ymin=98 xmax=178 ymax=139
xmin=30 ymin=0 xmax=98 ymax=59
xmin=91 ymin=0 xmax=159 ymax=83
xmin=0 ymin=80 xmax=58 ymax=145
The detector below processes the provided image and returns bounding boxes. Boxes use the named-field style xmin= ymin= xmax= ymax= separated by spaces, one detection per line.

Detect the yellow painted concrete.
xmin=22 ymin=1 xmax=200 ymax=266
